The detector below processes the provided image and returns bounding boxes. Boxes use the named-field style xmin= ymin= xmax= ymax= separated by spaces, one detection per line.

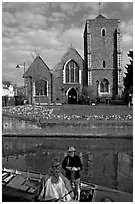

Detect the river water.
xmin=2 ymin=116 xmax=133 ymax=194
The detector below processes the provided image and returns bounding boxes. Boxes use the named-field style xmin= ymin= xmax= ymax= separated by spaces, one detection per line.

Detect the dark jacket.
xmin=62 ymin=154 xmax=83 ymax=180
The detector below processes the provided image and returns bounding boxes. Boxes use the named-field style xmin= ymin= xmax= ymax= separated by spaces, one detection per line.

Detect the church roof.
xmin=25 ymin=55 xmax=51 ymax=76
xmin=95 ymin=14 xmax=107 ymax=19
xmin=63 ymin=45 xmax=83 ymax=60
xmin=33 ymin=55 xmax=50 ymax=70
xmin=53 ymin=45 xmax=83 ymax=74
xmin=86 ymin=13 xmax=119 ymax=23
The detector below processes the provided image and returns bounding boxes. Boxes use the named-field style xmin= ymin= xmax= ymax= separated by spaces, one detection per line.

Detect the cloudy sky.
xmin=2 ymin=1 xmax=133 ymax=87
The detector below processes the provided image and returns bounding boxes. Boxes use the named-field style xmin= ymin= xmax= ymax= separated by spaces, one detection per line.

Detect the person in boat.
xmin=35 ymin=158 xmax=74 ymax=202
xmin=62 ymin=146 xmax=83 ymax=201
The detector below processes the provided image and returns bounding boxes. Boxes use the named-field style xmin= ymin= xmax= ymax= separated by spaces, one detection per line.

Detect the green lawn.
xmin=52 ymin=104 xmax=133 ymax=117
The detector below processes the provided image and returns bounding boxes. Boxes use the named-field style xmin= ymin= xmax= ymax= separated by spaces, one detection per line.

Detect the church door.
xmin=68 ymin=88 xmax=77 ymax=104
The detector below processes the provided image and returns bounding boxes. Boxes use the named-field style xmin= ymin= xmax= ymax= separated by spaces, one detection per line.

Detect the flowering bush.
xmin=2 ymin=105 xmax=132 ymax=122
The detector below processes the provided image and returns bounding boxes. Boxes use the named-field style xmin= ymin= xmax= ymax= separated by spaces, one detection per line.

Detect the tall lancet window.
xmin=65 ymin=66 xmax=69 ymax=83
xmin=75 ymin=66 xmax=79 ymax=83
xmin=103 ymin=60 xmax=106 ymax=68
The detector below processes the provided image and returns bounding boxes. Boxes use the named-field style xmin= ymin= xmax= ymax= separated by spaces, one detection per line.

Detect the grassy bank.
xmin=2 ymin=105 xmax=133 ymax=136
xmin=3 ymin=104 xmax=133 ymax=123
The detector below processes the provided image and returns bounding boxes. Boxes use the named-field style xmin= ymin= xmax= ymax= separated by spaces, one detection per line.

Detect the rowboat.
xmin=2 ymin=168 xmax=133 ymax=202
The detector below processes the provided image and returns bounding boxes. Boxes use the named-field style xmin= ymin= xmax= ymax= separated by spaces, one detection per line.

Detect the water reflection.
xmin=2 ymin=149 xmax=133 ymax=194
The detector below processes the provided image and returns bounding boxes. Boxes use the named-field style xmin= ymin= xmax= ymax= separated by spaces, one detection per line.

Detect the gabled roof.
xmin=62 ymin=45 xmax=83 ymax=60
xmin=25 ymin=55 xmax=51 ymax=76
xmin=53 ymin=45 xmax=83 ymax=74
xmin=34 ymin=55 xmax=50 ymax=71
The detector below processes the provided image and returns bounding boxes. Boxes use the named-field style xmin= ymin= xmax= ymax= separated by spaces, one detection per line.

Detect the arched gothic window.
xmin=35 ymin=79 xmax=48 ymax=96
xmin=100 ymin=78 xmax=109 ymax=93
xmin=101 ymin=28 xmax=106 ymax=37
xmin=65 ymin=60 xmax=79 ymax=83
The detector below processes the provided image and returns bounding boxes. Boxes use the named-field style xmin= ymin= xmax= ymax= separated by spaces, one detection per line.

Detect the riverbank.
xmin=2 ymin=133 xmax=133 ymax=138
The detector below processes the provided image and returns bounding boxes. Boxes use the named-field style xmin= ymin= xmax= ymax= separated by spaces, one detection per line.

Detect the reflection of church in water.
xmin=25 ymin=13 xmax=123 ymax=105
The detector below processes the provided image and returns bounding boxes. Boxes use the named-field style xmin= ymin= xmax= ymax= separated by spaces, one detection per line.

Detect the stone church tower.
xmin=83 ymin=13 xmax=123 ymax=99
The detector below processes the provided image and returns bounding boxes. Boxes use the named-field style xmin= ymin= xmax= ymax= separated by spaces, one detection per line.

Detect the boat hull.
xmin=2 ymin=168 xmax=133 ymax=202
xmin=2 ymin=186 xmax=35 ymax=202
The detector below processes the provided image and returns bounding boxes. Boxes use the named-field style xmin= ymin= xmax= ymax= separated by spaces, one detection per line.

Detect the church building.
xmin=52 ymin=46 xmax=83 ymax=104
xmin=25 ymin=13 xmax=123 ymax=105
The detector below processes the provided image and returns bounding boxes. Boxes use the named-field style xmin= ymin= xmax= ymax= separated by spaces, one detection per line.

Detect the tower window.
xmin=101 ymin=28 xmax=106 ymax=36
xmin=100 ymin=78 xmax=109 ymax=93
xmin=103 ymin=60 xmax=106 ymax=68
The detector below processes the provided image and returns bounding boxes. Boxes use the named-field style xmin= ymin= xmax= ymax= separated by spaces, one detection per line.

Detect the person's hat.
xmin=68 ymin=146 xmax=76 ymax=152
